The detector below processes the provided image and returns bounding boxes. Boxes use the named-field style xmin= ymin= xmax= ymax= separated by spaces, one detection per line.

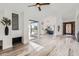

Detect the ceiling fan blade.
xmin=38 ymin=7 xmax=41 ymax=11
xmin=28 ymin=5 xmax=36 ymax=7
xmin=40 ymin=3 xmax=50 ymax=5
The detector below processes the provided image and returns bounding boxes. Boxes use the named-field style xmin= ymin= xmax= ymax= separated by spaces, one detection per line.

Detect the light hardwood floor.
xmin=0 ymin=35 xmax=78 ymax=56
xmin=0 ymin=43 xmax=32 ymax=56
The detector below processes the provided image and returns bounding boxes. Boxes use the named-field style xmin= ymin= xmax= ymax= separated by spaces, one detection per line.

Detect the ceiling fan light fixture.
xmin=36 ymin=4 xmax=40 ymax=7
xmin=28 ymin=3 xmax=50 ymax=11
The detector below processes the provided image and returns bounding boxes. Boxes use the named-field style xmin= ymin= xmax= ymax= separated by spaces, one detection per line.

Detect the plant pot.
xmin=5 ymin=26 xmax=9 ymax=35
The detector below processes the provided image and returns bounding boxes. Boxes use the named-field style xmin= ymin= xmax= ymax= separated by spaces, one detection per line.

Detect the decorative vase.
xmin=5 ymin=26 xmax=9 ymax=35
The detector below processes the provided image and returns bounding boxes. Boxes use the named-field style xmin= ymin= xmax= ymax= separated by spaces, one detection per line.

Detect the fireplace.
xmin=12 ymin=37 xmax=22 ymax=46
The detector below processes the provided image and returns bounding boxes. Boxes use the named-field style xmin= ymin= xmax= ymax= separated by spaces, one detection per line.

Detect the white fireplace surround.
xmin=0 ymin=9 xmax=28 ymax=50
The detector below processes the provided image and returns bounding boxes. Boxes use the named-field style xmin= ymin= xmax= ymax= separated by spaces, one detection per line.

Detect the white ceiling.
xmin=0 ymin=3 xmax=79 ymax=19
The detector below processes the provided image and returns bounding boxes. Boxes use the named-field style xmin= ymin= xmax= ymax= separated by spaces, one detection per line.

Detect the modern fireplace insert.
xmin=12 ymin=37 xmax=22 ymax=45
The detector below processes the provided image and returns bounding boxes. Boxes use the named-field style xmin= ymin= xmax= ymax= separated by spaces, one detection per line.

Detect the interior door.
xmin=63 ymin=22 xmax=75 ymax=35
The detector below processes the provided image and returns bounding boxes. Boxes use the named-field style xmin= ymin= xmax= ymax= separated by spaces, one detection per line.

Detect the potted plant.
xmin=0 ymin=17 xmax=11 ymax=35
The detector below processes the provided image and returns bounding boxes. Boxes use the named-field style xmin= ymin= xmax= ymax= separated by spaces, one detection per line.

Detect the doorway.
xmin=63 ymin=21 xmax=75 ymax=35
xmin=29 ymin=20 xmax=39 ymax=40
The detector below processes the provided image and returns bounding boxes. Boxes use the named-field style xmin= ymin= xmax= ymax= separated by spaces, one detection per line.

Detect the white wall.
xmin=40 ymin=16 xmax=63 ymax=36
xmin=41 ymin=16 xmax=56 ymax=35
xmin=75 ymin=10 xmax=79 ymax=41
xmin=55 ymin=16 xmax=63 ymax=35
xmin=0 ymin=8 xmax=27 ymax=50
xmin=0 ymin=10 xmax=4 ymax=40
xmin=0 ymin=4 xmax=30 ymax=50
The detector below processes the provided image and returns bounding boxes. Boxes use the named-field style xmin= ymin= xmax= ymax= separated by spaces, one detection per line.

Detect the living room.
xmin=0 ymin=3 xmax=79 ymax=56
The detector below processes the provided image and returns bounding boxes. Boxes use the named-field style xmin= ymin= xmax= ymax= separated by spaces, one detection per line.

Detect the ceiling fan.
xmin=28 ymin=3 xmax=50 ymax=11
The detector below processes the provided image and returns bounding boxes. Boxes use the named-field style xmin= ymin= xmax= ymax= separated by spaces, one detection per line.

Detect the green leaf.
xmin=1 ymin=17 xmax=11 ymax=26
xmin=1 ymin=21 xmax=5 ymax=25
